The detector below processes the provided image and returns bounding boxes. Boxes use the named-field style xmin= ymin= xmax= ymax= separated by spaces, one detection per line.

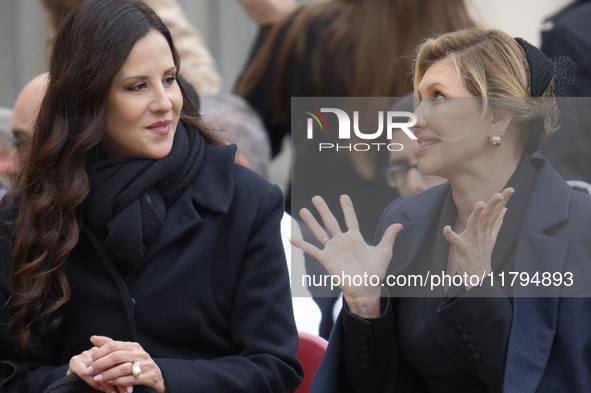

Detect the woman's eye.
xmin=126 ymin=83 xmax=146 ymax=92
xmin=433 ymin=91 xmax=446 ymax=102
xmin=164 ymin=75 xmax=177 ymax=86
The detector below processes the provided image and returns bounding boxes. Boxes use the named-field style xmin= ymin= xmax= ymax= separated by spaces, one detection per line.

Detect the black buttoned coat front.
xmin=310 ymin=158 xmax=591 ymax=393
xmin=0 ymin=144 xmax=303 ymax=393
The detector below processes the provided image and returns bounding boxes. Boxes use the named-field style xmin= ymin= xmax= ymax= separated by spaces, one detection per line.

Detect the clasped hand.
xmin=68 ymin=336 xmax=166 ymax=393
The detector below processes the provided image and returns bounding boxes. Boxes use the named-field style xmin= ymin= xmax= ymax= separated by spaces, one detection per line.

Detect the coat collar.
xmin=398 ymin=158 xmax=573 ymax=393
xmin=386 ymin=182 xmax=450 ymax=280
xmin=521 ymin=158 xmax=571 ymax=232
xmin=142 ymin=143 xmax=237 ymax=262
xmin=190 ymin=143 xmax=237 ymax=214
xmin=504 ymin=158 xmax=571 ymax=393
xmin=391 ymin=158 xmax=572 ymax=392
xmin=312 ymin=159 xmax=576 ymax=393
xmin=393 ymin=158 xmax=572 ymax=269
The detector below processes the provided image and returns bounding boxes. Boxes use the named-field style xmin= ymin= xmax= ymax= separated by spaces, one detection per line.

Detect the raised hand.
xmin=443 ymin=187 xmax=514 ymax=290
xmin=291 ymin=195 xmax=403 ymax=318
xmin=235 ymin=0 xmax=297 ymax=26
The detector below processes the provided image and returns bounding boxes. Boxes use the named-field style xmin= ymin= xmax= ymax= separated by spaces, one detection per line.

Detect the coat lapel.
xmin=386 ymin=184 xmax=450 ymax=281
xmin=504 ymin=159 xmax=571 ymax=393
xmin=143 ymin=144 xmax=236 ymax=262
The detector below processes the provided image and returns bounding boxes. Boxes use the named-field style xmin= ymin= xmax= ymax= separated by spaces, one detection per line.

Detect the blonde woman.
xmin=293 ymin=28 xmax=591 ymax=392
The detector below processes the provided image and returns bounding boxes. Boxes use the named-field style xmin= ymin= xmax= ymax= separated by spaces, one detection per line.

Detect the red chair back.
xmin=295 ymin=331 xmax=328 ymax=393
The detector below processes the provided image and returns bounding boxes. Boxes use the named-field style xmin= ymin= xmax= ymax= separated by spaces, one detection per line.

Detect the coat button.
xmin=473 ymin=353 xmax=481 ymax=361
xmin=460 ymin=334 xmax=469 ymax=342
xmin=360 ymin=345 xmax=369 ymax=353
xmin=361 ymin=363 xmax=370 ymax=370
xmin=360 ymin=336 xmax=368 ymax=343
xmin=454 ymin=324 xmax=464 ymax=333
xmin=467 ymin=344 xmax=475 ymax=352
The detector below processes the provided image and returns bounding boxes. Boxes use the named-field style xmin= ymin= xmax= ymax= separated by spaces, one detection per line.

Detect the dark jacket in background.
xmin=539 ymin=0 xmax=591 ymax=183
xmin=235 ymin=15 xmax=394 ymax=233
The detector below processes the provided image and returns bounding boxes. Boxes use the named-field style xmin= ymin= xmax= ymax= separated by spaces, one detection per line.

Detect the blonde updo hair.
xmin=413 ymin=28 xmax=557 ymax=156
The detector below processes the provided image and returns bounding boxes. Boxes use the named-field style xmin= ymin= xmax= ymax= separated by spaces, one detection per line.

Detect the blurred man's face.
xmin=387 ymin=130 xmax=447 ymax=197
xmin=10 ymin=73 xmax=49 ymax=180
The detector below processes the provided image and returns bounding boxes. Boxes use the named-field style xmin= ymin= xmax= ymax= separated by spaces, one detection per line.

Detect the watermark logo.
xmin=303 ymin=106 xmax=329 ymax=134
xmin=304 ymin=107 xmax=417 ymax=151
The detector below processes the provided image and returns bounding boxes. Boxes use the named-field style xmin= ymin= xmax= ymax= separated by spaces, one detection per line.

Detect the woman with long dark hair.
xmin=0 ymin=1 xmax=302 ymax=392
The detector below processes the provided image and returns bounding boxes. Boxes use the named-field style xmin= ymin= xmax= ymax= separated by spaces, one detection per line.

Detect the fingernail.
xmin=98 ymin=387 xmax=103 ymax=392
xmin=86 ymin=357 xmax=94 ymax=366
xmin=127 ymin=386 xmax=134 ymax=393
xmin=94 ymin=374 xmax=103 ymax=382
xmin=108 ymin=380 xmax=114 ymax=384
xmin=85 ymin=366 xmax=93 ymax=375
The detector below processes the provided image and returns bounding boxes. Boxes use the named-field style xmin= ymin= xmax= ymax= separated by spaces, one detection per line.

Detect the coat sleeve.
xmin=539 ymin=296 xmax=591 ymax=391
xmin=154 ymin=184 xmax=303 ymax=393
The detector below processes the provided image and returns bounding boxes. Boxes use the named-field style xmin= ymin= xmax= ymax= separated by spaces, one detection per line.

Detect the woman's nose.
xmin=410 ymin=103 xmax=428 ymax=134
xmin=150 ymin=85 xmax=173 ymax=113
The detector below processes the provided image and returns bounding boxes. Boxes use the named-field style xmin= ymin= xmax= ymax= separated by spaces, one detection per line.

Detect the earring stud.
xmin=490 ymin=129 xmax=502 ymax=147
xmin=490 ymin=136 xmax=502 ymax=146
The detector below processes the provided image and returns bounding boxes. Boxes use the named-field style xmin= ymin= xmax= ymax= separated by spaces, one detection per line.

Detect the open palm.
xmin=291 ymin=195 xmax=403 ymax=299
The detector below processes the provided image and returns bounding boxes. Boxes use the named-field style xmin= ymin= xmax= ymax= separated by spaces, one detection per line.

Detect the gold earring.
xmin=489 ymin=136 xmax=502 ymax=146
xmin=490 ymin=129 xmax=502 ymax=147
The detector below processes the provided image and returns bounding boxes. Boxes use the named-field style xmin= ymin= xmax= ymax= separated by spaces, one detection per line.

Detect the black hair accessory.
xmin=514 ymin=37 xmax=577 ymax=97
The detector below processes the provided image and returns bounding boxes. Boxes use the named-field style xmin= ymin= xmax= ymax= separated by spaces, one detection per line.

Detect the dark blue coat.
xmin=310 ymin=158 xmax=591 ymax=393
xmin=0 ymin=144 xmax=303 ymax=393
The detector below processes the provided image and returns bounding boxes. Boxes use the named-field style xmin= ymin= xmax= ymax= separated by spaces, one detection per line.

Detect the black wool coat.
xmin=0 ymin=144 xmax=303 ymax=393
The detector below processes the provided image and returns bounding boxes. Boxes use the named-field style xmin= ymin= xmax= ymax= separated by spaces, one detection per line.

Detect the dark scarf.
xmin=82 ymin=121 xmax=204 ymax=271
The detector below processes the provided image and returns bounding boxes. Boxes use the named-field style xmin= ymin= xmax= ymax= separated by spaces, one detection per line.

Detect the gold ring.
xmin=132 ymin=360 xmax=141 ymax=378
xmin=321 ymin=237 xmax=330 ymax=247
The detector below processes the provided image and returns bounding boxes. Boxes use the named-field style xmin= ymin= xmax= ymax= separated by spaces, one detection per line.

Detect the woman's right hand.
xmin=290 ymin=195 xmax=403 ymax=318
xmin=68 ymin=337 xmax=124 ymax=393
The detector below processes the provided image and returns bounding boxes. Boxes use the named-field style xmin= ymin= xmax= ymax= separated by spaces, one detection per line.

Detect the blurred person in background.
xmin=537 ymin=0 xmax=591 ymax=184
xmin=200 ymin=93 xmax=323 ymax=334
xmin=0 ymin=108 xmax=15 ymax=197
xmin=10 ymin=73 xmax=49 ymax=168
xmin=387 ymin=129 xmax=447 ymax=198
xmin=235 ymin=0 xmax=475 ymax=339
xmin=200 ymin=94 xmax=271 ymax=178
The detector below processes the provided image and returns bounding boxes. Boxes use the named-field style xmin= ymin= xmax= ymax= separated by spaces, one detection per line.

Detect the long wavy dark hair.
xmin=7 ymin=0 xmax=223 ymax=349
xmin=235 ymin=0 xmax=475 ymax=126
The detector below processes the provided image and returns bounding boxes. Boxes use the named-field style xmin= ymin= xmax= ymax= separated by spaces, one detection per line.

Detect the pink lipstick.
xmin=147 ymin=120 xmax=171 ymax=136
